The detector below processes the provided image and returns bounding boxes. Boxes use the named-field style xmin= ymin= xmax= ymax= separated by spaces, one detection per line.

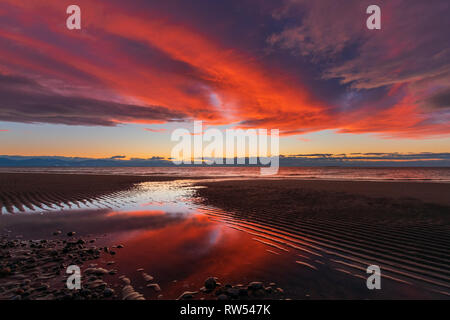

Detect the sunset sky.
xmin=0 ymin=0 xmax=449 ymax=159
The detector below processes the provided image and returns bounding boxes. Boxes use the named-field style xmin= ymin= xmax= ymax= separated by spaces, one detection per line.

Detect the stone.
xmin=177 ymin=291 xmax=198 ymax=300
xmin=103 ymin=288 xmax=114 ymax=297
xmin=248 ymin=281 xmax=263 ymax=290
xmin=84 ymin=268 xmax=108 ymax=276
xmin=146 ymin=283 xmax=161 ymax=292
xmin=204 ymin=277 xmax=217 ymax=290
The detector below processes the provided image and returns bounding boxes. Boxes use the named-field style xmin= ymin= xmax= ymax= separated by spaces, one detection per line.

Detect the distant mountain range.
xmin=1 ymin=154 xmax=450 ymax=167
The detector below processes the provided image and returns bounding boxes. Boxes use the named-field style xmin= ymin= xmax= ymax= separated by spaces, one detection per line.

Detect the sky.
xmin=0 ymin=0 xmax=449 ymax=160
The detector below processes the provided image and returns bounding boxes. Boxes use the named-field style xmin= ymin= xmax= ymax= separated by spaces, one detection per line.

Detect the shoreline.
xmin=196 ymin=178 xmax=450 ymax=206
xmin=2 ymin=172 xmax=450 ymax=213
xmin=0 ymin=173 xmax=204 ymax=214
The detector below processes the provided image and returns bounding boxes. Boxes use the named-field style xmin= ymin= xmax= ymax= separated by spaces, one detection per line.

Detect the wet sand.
xmin=0 ymin=173 xmax=198 ymax=214
xmin=1 ymin=174 xmax=450 ymax=300
xmin=0 ymin=210 xmax=285 ymax=300
xmin=0 ymin=174 xmax=287 ymax=300
xmin=195 ymin=179 xmax=450 ymax=298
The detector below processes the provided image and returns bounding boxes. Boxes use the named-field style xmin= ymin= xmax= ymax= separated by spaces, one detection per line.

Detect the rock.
xmin=252 ymin=289 xmax=266 ymax=298
xmin=146 ymin=283 xmax=161 ymax=292
xmin=276 ymin=288 xmax=284 ymax=294
xmin=87 ymin=279 xmax=107 ymax=290
xmin=103 ymin=288 xmax=114 ymax=297
xmin=226 ymin=288 xmax=240 ymax=298
xmin=116 ymin=244 xmax=124 ymax=249
xmin=120 ymin=277 xmax=131 ymax=285
xmin=142 ymin=272 xmax=154 ymax=282
xmin=248 ymin=281 xmax=263 ymax=290
xmin=136 ymin=268 xmax=144 ymax=272
xmin=67 ymin=232 xmax=76 ymax=237
xmin=80 ymin=289 xmax=91 ymax=297
xmin=84 ymin=268 xmax=108 ymax=276
xmin=53 ymin=231 xmax=62 ymax=236
xmin=238 ymin=288 xmax=248 ymax=296
xmin=177 ymin=291 xmax=198 ymax=300
xmin=109 ymin=251 xmax=116 ymax=255
xmin=204 ymin=277 xmax=217 ymax=290
xmin=122 ymin=285 xmax=145 ymax=300
xmin=217 ymin=294 xmax=228 ymax=300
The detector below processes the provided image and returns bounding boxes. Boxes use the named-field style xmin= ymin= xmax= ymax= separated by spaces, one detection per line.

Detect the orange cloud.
xmin=0 ymin=0 xmax=448 ymax=139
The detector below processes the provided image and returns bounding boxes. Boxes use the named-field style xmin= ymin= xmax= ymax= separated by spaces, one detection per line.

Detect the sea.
xmin=1 ymin=166 xmax=450 ymax=182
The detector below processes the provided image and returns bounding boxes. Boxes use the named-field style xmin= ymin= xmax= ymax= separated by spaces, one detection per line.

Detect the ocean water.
xmin=1 ymin=166 xmax=450 ymax=182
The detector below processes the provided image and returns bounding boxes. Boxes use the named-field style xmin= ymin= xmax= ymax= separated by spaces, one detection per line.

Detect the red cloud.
xmin=0 ymin=0 xmax=448 ymax=139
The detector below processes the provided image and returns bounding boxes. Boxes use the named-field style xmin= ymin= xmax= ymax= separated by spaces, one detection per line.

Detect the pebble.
xmin=177 ymin=291 xmax=198 ymax=300
xmin=248 ymin=281 xmax=263 ymax=290
xmin=142 ymin=273 xmax=154 ymax=282
xmin=103 ymin=288 xmax=115 ymax=297
xmin=84 ymin=268 xmax=109 ymax=276
xmin=204 ymin=277 xmax=217 ymax=290
xmin=146 ymin=283 xmax=161 ymax=292
xmin=120 ymin=277 xmax=131 ymax=285
xmin=122 ymin=285 xmax=145 ymax=300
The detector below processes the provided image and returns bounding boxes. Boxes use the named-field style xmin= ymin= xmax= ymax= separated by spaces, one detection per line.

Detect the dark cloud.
xmin=0 ymin=0 xmax=449 ymax=137
xmin=0 ymin=74 xmax=187 ymax=126
xmin=427 ymin=89 xmax=450 ymax=110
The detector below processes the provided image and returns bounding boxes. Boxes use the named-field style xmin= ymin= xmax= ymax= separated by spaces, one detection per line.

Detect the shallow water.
xmin=2 ymin=166 xmax=450 ymax=182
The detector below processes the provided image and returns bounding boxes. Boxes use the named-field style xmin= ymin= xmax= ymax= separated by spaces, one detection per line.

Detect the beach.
xmin=1 ymin=172 xmax=449 ymax=300
xmin=195 ymin=179 xmax=450 ymax=298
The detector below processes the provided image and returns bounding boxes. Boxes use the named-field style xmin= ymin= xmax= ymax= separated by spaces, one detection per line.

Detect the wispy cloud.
xmin=144 ymin=128 xmax=167 ymax=133
xmin=0 ymin=74 xmax=186 ymax=126
xmin=0 ymin=0 xmax=448 ymax=139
